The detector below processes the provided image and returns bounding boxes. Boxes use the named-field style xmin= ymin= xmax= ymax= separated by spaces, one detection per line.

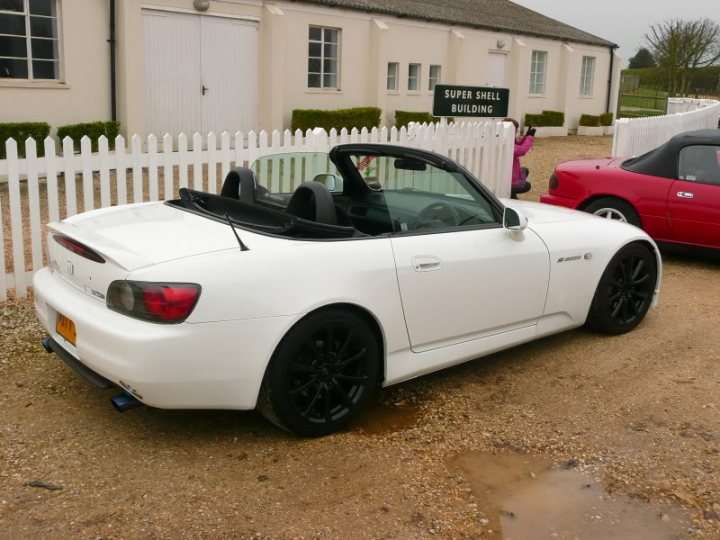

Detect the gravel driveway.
xmin=1 ymin=136 xmax=718 ymax=539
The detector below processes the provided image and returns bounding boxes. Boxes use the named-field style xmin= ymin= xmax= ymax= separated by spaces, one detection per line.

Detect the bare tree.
xmin=645 ymin=18 xmax=720 ymax=94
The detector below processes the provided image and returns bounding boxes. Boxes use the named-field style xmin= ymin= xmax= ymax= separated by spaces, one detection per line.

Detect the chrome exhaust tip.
xmin=111 ymin=393 xmax=142 ymax=413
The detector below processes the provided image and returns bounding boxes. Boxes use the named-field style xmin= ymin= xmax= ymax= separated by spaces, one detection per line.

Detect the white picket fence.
xmin=0 ymin=120 xmax=515 ymax=300
xmin=612 ymin=98 xmax=720 ymax=157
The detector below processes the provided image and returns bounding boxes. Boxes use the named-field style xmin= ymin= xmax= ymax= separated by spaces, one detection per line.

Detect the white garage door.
xmin=143 ymin=10 xmax=259 ymax=138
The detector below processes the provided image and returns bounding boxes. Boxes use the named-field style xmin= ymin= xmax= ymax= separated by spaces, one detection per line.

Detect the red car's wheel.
xmin=585 ymin=197 xmax=641 ymax=228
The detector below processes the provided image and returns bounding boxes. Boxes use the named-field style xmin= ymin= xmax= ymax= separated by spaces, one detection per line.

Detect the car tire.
xmin=257 ymin=308 xmax=380 ymax=437
xmin=585 ymin=197 xmax=641 ymax=228
xmin=585 ymin=242 xmax=657 ymax=335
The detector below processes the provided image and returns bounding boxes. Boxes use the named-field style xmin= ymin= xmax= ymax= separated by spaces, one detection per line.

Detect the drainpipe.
xmin=606 ymin=45 xmax=617 ymax=114
xmin=109 ymin=0 xmax=117 ymax=122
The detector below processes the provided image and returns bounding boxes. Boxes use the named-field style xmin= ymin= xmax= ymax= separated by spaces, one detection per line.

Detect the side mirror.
xmin=503 ymin=207 xmax=528 ymax=231
xmin=313 ymin=173 xmax=342 ymax=192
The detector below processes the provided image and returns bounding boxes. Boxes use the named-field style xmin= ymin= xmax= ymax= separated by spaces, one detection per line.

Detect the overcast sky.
xmin=510 ymin=0 xmax=716 ymax=65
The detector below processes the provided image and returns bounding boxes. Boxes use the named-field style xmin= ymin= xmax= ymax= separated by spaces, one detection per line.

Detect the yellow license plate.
xmin=56 ymin=312 xmax=77 ymax=346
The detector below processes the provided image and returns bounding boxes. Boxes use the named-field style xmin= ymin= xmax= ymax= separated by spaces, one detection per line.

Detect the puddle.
xmin=453 ymin=452 xmax=689 ymax=539
xmin=352 ymin=401 xmax=420 ymax=435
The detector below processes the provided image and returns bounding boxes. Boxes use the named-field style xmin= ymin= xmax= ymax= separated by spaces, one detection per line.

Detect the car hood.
xmin=50 ymin=202 xmax=279 ymax=271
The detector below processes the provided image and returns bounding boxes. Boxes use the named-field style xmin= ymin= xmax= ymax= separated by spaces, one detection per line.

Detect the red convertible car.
xmin=540 ymin=129 xmax=720 ymax=249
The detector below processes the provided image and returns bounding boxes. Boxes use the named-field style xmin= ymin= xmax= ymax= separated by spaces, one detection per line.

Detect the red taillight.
xmin=53 ymin=234 xmax=105 ymax=263
xmin=548 ymin=174 xmax=559 ymax=190
xmin=107 ymin=281 xmax=201 ymax=323
xmin=143 ymin=285 xmax=200 ymax=321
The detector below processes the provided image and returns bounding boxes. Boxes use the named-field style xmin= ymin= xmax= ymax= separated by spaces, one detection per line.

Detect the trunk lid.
xmin=46 ymin=202 xmax=256 ymax=301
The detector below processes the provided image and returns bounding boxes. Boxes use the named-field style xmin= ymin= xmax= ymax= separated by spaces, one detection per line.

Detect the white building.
xmin=0 ymin=0 xmax=621 ymax=137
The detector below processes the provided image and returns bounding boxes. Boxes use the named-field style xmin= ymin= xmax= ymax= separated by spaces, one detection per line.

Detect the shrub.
xmin=579 ymin=114 xmax=601 ymax=127
xmin=291 ymin=107 xmax=381 ymax=132
xmin=394 ymin=110 xmax=449 ymax=128
xmin=0 ymin=122 xmax=51 ymax=158
xmin=56 ymin=121 xmax=121 ymax=152
xmin=618 ymin=110 xmax=665 ymax=118
xmin=599 ymin=112 xmax=614 ymax=126
xmin=541 ymin=110 xmax=565 ymax=127
xmin=523 ymin=110 xmax=565 ymax=127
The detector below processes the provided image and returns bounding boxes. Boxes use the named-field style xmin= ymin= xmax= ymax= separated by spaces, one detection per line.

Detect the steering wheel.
xmin=411 ymin=202 xmax=461 ymax=230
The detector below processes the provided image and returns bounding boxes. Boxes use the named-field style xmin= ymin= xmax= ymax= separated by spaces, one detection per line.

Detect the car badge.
xmin=584 ymin=253 xmax=593 ymax=260
xmin=65 ymin=260 xmax=74 ymax=276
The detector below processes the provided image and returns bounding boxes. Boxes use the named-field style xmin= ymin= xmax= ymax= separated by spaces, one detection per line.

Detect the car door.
xmin=349 ymin=153 xmax=550 ymax=353
xmin=668 ymin=145 xmax=720 ymax=248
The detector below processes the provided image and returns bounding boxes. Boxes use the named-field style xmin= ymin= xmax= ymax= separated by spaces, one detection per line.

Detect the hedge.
xmin=524 ymin=110 xmax=565 ymax=127
xmin=291 ymin=107 xmax=381 ymax=132
xmin=599 ymin=112 xmax=614 ymax=126
xmin=579 ymin=114 xmax=601 ymax=127
xmin=56 ymin=121 xmax=121 ymax=152
xmin=0 ymin=122 xmax=51 ymax=158
xmin=394 ymin=110 xmax=449 ymax=128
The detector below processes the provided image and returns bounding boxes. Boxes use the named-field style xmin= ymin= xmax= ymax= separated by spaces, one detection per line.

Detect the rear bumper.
xmin=33 ymin=267 xmax=296 ymax=410
xmin=539 ymin=192 xmax=580 ymax=210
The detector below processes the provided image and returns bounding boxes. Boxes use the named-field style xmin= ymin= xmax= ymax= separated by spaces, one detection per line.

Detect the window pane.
xmin=308 ymin=41 xmax=321 ymax=57
xmin=0 ymin=12 xmax=26 ymax=35
xmin=308 ymin=57 xmax=321 ymax=73
xmin=324 ymin=29 xmax=338 ymax=44
xmin=31 ymin=37 xmax=56 ymax=59
xmin=323 ymin=73 xmax=336 ymax=88
xmin=30 ymin=15 xmax=57 ymax=38
xmin=323 ymin=59 xmax=336 ymax=74
xmin=0 ymin=57 xmax=28 ymax=78
xmin=0 ymin=35 xmax=27 ymax=57
xmin=308 ymin=73 xmax=321 ymax=87
xmin=32 ymin=58 xmax=57 ymax=78
xmin=323 ymin=43 xmax=337 ymax=59
xmin=679 ymin=145 xmax=720 ymax=185
xmin=309 ymin=26 xmax=321 ymax=41
xmin=0 ymin=0 xmax=23 ymax=11
xmin=29 ymin=0 xmax=55 ymax=16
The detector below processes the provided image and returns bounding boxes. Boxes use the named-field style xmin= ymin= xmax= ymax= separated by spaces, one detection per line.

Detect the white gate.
xmin=143 ymin=10 xmax=259 ymax=138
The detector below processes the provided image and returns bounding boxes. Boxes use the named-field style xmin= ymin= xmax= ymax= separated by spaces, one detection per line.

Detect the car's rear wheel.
xmin=585 ymin=243 xmax=657 ymax=335
xmin=585 ymin=197 xmax=641 ymax=228
xmin=257 ymin=308 xmax=380 ymax=437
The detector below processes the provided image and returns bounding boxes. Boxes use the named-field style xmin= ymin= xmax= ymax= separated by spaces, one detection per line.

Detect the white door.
xmin=486 ymin=52 xmax=507 ymax=87
xmin=391 ymin=229 xmax=550 ymax=352
xmin=143 ymin=11 xmax=259 ymax=137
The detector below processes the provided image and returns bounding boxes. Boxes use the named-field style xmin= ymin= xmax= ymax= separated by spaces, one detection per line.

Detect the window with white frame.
xmin=580 ymin=56 xmax=595 ymax=96
xmin=529 ymin=50 xmax=547 ymax=94
xmin=428 ymin=64 xmax=441 ymax=91
xmin=386 ymin=62 xmax=398 ymax=91
xmin=408 ymin=63 xmax=420 ymax=91
xmin=0 ymin=0 xmax=60 ymax=80
xmin=308 ymin=26 xmax=340 ymax=89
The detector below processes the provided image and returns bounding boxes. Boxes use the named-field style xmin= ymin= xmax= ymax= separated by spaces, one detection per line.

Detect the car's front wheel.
xmin=585 ymin=197 xmax=641 ymax=228
xmin=258 ymin=308 xmax=380 ymax=436
xmin=585 ymin=242 xmax=657 ymax=335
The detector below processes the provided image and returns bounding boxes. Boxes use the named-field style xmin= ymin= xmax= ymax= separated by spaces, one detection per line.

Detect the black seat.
xmin=221 ymin=167 xmax=257 ymax=204
xmin=285 ymin=181 xmax=338 ymax=226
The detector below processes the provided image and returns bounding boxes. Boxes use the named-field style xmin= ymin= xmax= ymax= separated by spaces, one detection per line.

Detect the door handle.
xmin=202 ymin=85 xmax=209 ymax=96
xmin=412 ymin=256 xmax=442 ymax=272
xmin=676 ymin=191 xmax=694 ymax=199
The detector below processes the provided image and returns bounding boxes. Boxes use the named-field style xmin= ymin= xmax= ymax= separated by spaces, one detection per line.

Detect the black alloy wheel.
xmin=585 ymin=243 xmax=657 ymax=335
xmin=258 ymin=309 xmax=380 ymax=436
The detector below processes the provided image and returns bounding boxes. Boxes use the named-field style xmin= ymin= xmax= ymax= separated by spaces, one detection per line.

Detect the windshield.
xmin=250 ymin=152 xmax=342 ymax=201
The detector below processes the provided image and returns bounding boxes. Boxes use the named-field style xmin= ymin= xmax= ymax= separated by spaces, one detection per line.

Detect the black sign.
xmin=432 ymin=85 xmax=509 ymax=118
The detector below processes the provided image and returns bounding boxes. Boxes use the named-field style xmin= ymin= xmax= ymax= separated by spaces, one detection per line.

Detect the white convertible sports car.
xmin=34 ymin=144 xmax=661 ymax=436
